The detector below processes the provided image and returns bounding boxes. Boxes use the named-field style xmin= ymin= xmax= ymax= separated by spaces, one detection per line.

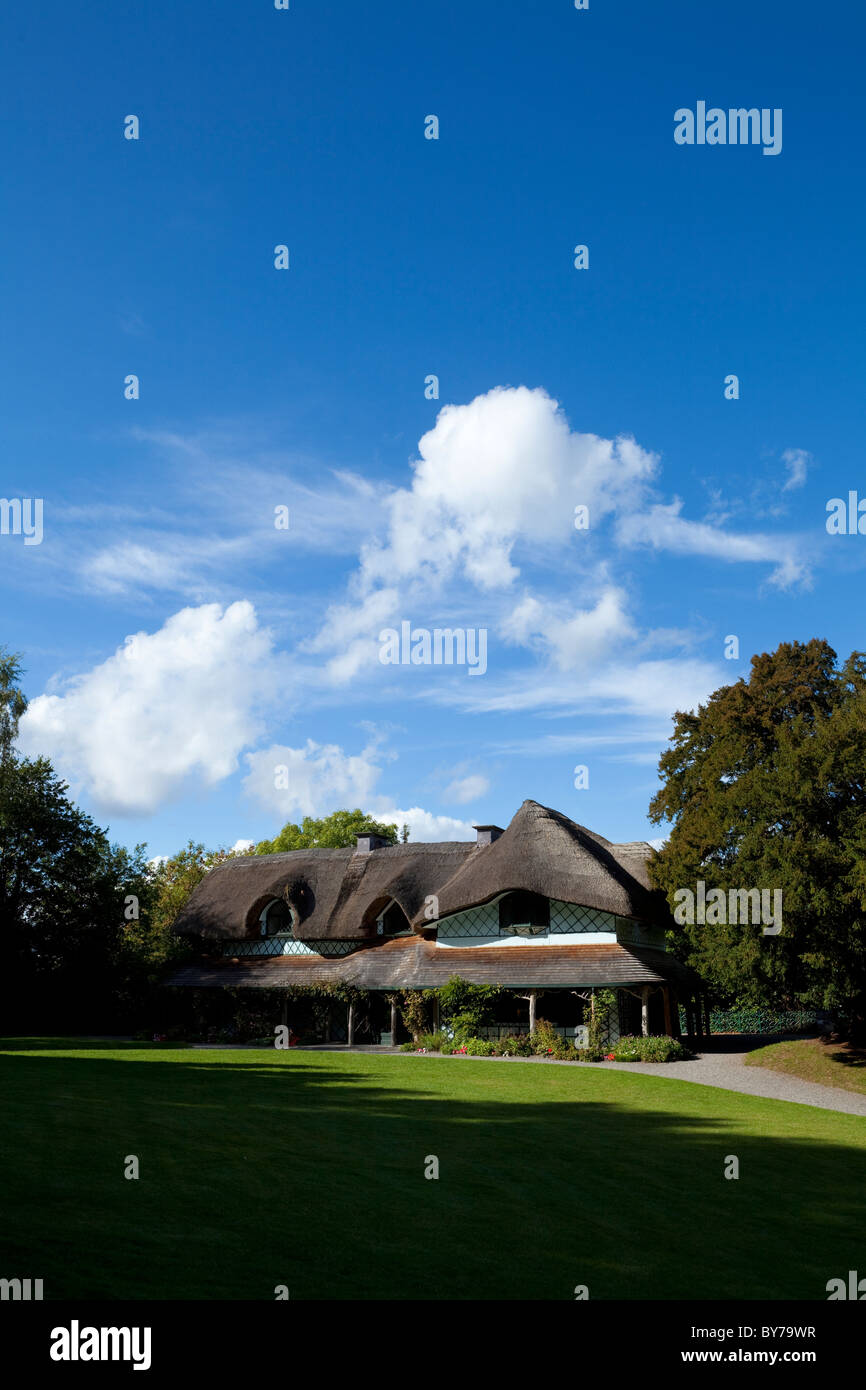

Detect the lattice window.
xmin=219 ymin=936 xmax=360 ymax=958
xmin=549 ymin=901 xmax=617 ymax=934
xmin=437 ymin=901 xmax=501 ymax=938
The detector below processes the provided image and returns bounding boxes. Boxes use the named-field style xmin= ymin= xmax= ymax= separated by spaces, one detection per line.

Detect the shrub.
xmin=528 ymin=1020 xmax=578 ymax=1059
xmin=399 ymin=1041 xmax=418 ymax=1052
xmin=399 ymin=990 xmax=429 ymax=1042
xmin=448 ymin=1011 xmax=481 ymax=1042
xmin=418 ymin=1031 xmax=446 ymax=1051
xmin=612 ymin=1034 xmax=694 ymax=1063
xmin=437 ymin=977 xmax=502 ymax=1038
xmin=530 ymin=1018 xmax=559 ymax=1054
xmin=463 ymin=1036 xmax=495 ymax=1056
xmin=439 ymin=1038 xmax=455 ymax=1055
xmin=587 ymin=988 xmax=618 ymax=1054
xmin=499 ymin=1033 xmax=533 ymax=1056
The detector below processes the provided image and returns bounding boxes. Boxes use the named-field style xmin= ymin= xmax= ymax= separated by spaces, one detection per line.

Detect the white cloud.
xmin=310 ymin=386 xmax=810 ymax=690
xmin=243 ymin=737 xmax=386 ymax=819
xmin=232 ymin=838 xmax=255 ymax=854
xmin=19 ymin=601 xmax=279 ymax=815
xmin=500 ymin=588 xmax=634 ymax=670
xmin=74 ymin=430 xmax=391 ymax=601
xmin=370 ymin=805 xmax=477 ymax=842
xmin=242 ymin=738 xmax=477 ymax=841
xmin=358 ymin=386 xmax=658 ymax=595
xmin=432 ymin=656 xmax=723 ymax=720
xmin=302 ymin=587 xmax=400 ymax=683
xmin=616 ymin=500 xmax=809 ymax=589
xmin=442 ymin=774 xmax=490 ymax=804
xmin=782 ymin=447 xmax=810 ymax=491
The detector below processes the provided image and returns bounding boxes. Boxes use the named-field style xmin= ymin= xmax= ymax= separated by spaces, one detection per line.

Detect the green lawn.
xmin=1 ymin=1040 xmax=864 ymax=1301
xmin=746 ymin=1036 xmax=866 ymax=1096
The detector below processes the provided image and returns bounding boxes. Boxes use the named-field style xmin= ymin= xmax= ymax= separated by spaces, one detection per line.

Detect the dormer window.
xmin=498 ymin=891 xmax=549 ymax=937
xmin=371 ymin=899 xmax=411 ymax=937
xmin=259 ymin=898 xmax=293 ymax=937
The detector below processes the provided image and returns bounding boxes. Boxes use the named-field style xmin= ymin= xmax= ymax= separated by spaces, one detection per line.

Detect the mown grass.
xmin=1 ymin=1041 xmax=863 ymax=1300
xmin=747 ymin=1036 xmax=866 ymax=1097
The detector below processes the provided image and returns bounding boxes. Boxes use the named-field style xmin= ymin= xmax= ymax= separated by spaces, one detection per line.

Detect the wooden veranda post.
xmin=662 ymin=986 xmax=673 ymax=1037
xmin=640 ymin=985 xmax=650 ymax=1037
xmin=517 ymin=990 xmax=543 ymax=1033
xmin=347 ymin=999 xmax=355 ymax=1046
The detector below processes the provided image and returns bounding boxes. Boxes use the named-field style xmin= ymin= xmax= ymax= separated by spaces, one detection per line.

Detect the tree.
xmin=649 ymin=640 xmax=866 ymax=1036
xmin=0 ymin=647 xmax=27 ymax=765
xmin=114 ymin=842 xmax=243 ymax=1021
xmin=255 ymin=809 xmax=399 ymax=854
xmin=0 ymin=752 xmax=150 ymax=1028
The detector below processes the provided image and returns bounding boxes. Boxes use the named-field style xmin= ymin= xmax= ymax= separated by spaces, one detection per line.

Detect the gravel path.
xmin=381 ymin=1036 xmax=866 ymax=1117
xmin=597 ymin=1046 xmax=866 ymax=1117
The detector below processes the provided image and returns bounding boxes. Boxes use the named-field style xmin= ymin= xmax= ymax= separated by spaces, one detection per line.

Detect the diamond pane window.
xmin=549 ymin=901 xmax=617 ymax=934
xmin=437 ymin=902 xmax=500 ymax=938
xmin=220 ymin=936 xmax=361 ymax=959
xmin=499 ymin=891 xmax=550 ymax=937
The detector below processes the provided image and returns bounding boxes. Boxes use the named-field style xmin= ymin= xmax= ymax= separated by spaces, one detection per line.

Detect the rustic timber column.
xmin=662 ymin=986 xmax=673 ymax=1037
xmin=517 ymin=989 xmax=544 ymax=1033
xmin=640 ymin=986 xmax=650 ymax=1037
xmin=347 ymin=999 xmax=355 ymax=1046
xmin=389 ymin=996 xmax=398 ymax=1042
xmin=432 ymin=996 xmax=440 ymax=1030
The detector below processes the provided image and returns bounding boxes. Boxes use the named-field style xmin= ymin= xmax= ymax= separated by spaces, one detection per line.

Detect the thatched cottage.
xmin=168 ymin=800 xmax=703 ymax=1046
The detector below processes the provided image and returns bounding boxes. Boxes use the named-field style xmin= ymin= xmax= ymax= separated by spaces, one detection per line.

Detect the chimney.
xmin=355 ymin=832 xmax=388 ymax=854
xmin=473 ymin=824 xmax=503 ymax=847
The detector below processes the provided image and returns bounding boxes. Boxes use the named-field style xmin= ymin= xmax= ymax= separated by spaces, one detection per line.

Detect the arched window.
xmin=498 ymin=891 xmax=549 ymax=937
xmin=374 ymin=900 xmax=412 ymax=936
xmin=259 ymin=898 xmax=294 ymax=937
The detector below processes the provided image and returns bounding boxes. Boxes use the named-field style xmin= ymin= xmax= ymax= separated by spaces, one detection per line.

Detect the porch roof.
xmin=165 ymin=936 xmax=693 ymax=991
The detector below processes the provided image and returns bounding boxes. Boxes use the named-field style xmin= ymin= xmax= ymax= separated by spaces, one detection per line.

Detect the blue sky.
xmin=3 ymin=0 xmax=865 ymax=856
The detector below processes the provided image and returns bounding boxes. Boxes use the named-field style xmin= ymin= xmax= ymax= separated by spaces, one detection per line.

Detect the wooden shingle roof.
xmin=167 ymin=937 xmax=691 ymax=991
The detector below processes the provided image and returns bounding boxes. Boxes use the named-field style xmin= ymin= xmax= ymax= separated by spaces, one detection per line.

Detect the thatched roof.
xmin=173 ymin=800 xmax=664 ymax=942
xmin=173 ymin=842 xmax=476 ymax=941
xmin=430 ymin=800 xmax=660 ymax=924
xmin=167 ymin=936 xmax=692 ymax=991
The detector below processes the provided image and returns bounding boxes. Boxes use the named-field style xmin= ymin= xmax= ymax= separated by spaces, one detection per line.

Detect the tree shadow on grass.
xmin=819 ymin=1039 xmax=866 ymax=1070
xmin=0 ymin=1049 xmax=863 ymax=1303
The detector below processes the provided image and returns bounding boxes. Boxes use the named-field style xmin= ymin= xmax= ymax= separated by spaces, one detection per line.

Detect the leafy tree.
xmin=144 ymin=841 xmax=240 ymax=934
xmin=255 ymin=809 xmax=399 ymax=854
xmin=649 ymin=640 xmax=866 ymax=1036
xmin=0 ymin=753 xmax=150 ymax=1028
xmin=117 ymin=841 xmax=245 ymax=1004
xmin=0 ymin=647 xmax=27 ymax=764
